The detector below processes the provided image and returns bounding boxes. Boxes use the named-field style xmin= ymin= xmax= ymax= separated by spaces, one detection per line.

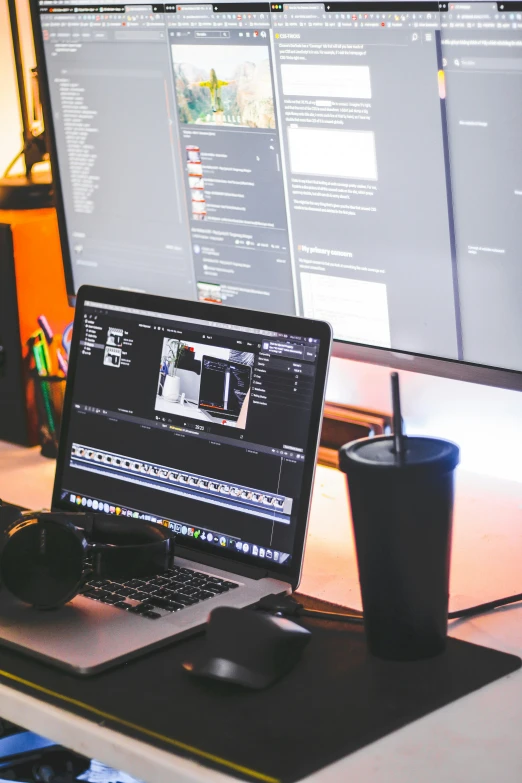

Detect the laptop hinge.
xmin=267 ymin=571 xmax=298 ymax=592
xmin=175 ymin=544 xmax=270 ymax=581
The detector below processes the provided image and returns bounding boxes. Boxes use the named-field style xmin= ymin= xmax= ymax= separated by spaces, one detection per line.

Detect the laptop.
xmin=0 ymin=285 xmax=332 ymax=674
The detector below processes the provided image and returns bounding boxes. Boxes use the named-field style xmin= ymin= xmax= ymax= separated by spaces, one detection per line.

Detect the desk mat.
xmin=0 ymin=595 xmax=519 ymax=783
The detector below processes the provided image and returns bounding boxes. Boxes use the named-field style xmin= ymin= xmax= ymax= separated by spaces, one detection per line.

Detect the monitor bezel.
xmin=331 ymin=340 xmax=522 ymax=392
xmin=30 ymin=0 xmax=522 ymax=393
xmin=52 ymin=284 xmax=333 ymax=590
xmin=31 ymin=0 xmax=76 ymax=298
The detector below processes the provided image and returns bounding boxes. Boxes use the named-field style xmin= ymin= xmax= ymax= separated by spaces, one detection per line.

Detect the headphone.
xmin=0 ymin=510 xmax=176 ymax=609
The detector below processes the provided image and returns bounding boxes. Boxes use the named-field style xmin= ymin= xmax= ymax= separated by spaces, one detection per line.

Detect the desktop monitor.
xmin=31 ymin=0 xmax=522 ymax=389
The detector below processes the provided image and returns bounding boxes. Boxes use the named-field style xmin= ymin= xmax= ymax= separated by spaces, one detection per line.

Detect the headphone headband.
xmin=88 ymin=514 xmax=175 ymax=579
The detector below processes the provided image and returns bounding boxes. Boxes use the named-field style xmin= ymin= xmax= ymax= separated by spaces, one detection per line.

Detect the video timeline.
xmin=70 ymin=444 xmax=292 ymax=523
xmin=62 ymin=491 xmax=290 ymax=565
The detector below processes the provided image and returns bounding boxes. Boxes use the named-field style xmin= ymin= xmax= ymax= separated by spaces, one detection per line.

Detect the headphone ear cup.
xmin=0 ymin=517 xmax=86 ymax=609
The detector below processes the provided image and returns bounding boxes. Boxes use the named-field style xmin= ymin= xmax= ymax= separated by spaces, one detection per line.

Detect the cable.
xmin=448 ymin=592 xmax=522 ymax=620
xmin=256 ymin=594 xmax=364 ymax=624
xmin=2 ymin=148 xmax=24 ymax=178
xmin=2 ymin=132 xmax=49 ymax=178
xmin=257 ymin=592 xmax=522 ymax=626
xmin=299 ymin=607 xmax=364 ymax=624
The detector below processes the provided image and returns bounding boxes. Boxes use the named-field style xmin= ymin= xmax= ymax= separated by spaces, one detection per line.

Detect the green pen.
xmin=32 ymin=329 xmax=52 ymax=375
xmin=32 ymin=341 xmax=56 ymax=435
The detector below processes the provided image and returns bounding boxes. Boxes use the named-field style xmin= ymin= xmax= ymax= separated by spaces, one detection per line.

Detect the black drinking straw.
xmin=391 ymin=371 xmax=404 ymax=460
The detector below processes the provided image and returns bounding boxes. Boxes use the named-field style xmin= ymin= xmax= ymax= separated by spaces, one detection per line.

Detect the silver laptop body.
xmin=0 ymin=286 xmax=332 ymax=674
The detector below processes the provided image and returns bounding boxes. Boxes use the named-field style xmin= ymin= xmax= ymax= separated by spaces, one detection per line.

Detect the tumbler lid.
xmin=339 ymin=435 xmax=460 ymax=474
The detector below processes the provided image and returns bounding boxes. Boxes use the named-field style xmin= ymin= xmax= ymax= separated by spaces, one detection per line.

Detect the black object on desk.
xmin=339 ymin=372 xmax=460 ymax=661
xmin=0 ymin=594 xmax=518 ymax=783
xmin=183 ymin=606 xmax=311 ymax=689
xmin=0 ymin=508 xmax=176 ymax=609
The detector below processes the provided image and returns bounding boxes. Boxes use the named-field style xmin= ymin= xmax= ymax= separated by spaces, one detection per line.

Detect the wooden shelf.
xmin=318 ymin=401 xmax=392 ymax=469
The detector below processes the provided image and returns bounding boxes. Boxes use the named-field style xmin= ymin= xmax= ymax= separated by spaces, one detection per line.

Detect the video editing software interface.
xmin=37 ymin=0 xmax=522 ymax=373
xmin=57 ymin=300 xmax=322 ymax=566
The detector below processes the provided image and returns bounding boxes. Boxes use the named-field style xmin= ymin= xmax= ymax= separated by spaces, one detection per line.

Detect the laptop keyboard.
xmin=81 ymin=565 xmax=239 ymax=619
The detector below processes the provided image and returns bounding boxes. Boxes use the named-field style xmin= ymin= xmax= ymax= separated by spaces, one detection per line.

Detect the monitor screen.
xmin=198 ymin=356 xmax=252 ymax=421
xmin=53 ymin=294 xmax=328 ymax=571
xmin=34 ymin=0 xmax=522 ymax=373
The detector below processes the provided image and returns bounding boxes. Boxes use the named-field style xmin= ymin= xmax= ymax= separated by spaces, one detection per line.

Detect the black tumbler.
xmin=339 ymin=435 xmax=460 ymax=660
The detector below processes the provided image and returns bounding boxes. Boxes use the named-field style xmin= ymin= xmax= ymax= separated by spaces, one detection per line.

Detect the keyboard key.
xmin=132 ymin=591 xmax=150 ymax=602
xmin=128 ymin=590 xmax=148 ymax=600
xmin=185 ymin=590 xmax=205 ymax=601
xmin=144 ymin=611 xmax=162 ymax=619
xmin=149 ymin=592 xmax=182 ymax=609
xmin=165 ymin=592 xmax=197 ymax=606
xmin=128 ymin=603 xmax=151 ymax=614
xmin=222 ymin=581 xmax=239 ymax=589
xmin=149 ymin=596 xmax=174 ymax=610
xmin=146 ymin=578 xmax=165 ymax=587
xmin=204 ymin=584 xmax=229 ymax=594
xmin=195 ymin=590 xmax=216 ymax=601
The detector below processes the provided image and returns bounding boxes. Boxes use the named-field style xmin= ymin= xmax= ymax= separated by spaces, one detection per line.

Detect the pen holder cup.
xmin=31 ymin=371 xmax=67 ymax=458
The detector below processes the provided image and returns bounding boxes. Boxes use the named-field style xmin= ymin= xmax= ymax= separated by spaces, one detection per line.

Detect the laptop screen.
xmin=54 ymin=295 xmax=329 ymax=572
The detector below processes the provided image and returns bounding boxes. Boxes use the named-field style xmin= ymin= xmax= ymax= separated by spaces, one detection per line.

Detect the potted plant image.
xmin=162 ymin=340 xmax=185 ymax=403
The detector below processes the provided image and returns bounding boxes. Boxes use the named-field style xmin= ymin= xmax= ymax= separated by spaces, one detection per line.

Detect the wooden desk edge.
xmin=0 ymin=680 xmax=231 ymax=783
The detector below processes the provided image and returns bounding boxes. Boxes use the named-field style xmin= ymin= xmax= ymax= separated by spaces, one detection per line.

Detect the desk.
xmin=154 ymin=397 xmax=212 ymax=421
xmin=1 ymin=439 xmax=522 ymax=782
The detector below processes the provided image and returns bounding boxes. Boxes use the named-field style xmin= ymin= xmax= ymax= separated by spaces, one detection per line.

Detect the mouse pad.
xmin=0 ymin=594 xmax=519 ymax=783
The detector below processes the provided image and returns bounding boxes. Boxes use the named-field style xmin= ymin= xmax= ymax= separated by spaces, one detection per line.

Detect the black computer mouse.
xmin=183 ymin=606 xmax=311 ymax=689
